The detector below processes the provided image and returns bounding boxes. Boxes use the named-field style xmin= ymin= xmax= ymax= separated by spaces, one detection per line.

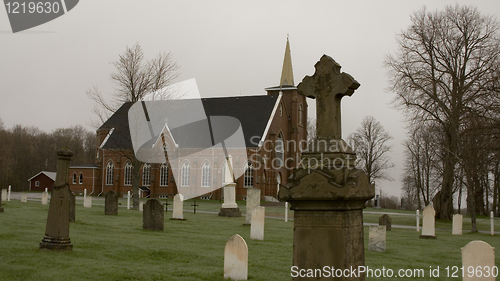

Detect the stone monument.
xmin=420 ymin=205 xmax=436 ymax=239
xmin=279 ymin=55 xmax=374 ymax=281
xmin=105 ymin=190 xmax=118 ymax=215
xmin=250 ymin=206 xmax=265 ymax=241
xmin=452 ymin=214 xmax=462 ymax=235
xmin=224 ymin=234 xmax=248 ymax=280
xmin=172 ymin=193 xmax=186 ymax=220
xmin=462 ymin=241 xmax=495 ymax=281
xmin=368 ymin=225 xmax=386 ymax=252
xmin=244 ymin=187 xmax=261 ymax=225
xmin=379 ymin=214 xmax=392 ymax=231
xmin=1 ymin=188 xmax=7 ymax=202
xmin=41 ymin=188 xmax=48 ymax=205
xmin=40 ymin=149 xmax=73 ymax=251
xmin=21 ymin=192 xmax=28 ymax=203
xmin=143 ymin=199 xmax=164 ymax=231
xmin=219 ymin=156 xmax=242 ymax=217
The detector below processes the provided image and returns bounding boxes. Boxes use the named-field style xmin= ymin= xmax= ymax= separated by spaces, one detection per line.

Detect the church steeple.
xmin=280 ymin=37 xmax=294 ymax=87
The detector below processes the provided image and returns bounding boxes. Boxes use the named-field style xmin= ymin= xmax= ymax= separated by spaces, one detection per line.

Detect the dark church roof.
xmin=99 ymin=95 xmax=279 ymax=150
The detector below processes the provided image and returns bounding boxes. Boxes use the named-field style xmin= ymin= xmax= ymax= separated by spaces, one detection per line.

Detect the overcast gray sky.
xmin=1 ymin=0 xmax=499 ymax=197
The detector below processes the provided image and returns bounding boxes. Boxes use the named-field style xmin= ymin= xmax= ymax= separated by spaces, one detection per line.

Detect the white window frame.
xmin=201 ymin=160 xmax=211 ymax=187
xmin=244 ymin=161 xmax=254 ymax=187
xmin=105 ymin=161 xmax=114 ymax=186
xmin=160 ymin=162 xmax=169 ymax=186
xmin=124 ymin=161 xmax=133 ymax=186
xmin=142 ymin=163 xmax=151 ymax=186
xmin=181 ymin=161 xmax=190 ymax=187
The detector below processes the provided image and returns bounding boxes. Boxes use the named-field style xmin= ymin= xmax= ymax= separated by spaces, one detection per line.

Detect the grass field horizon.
xmin=1 ymin=199 xmax=499 ymax=280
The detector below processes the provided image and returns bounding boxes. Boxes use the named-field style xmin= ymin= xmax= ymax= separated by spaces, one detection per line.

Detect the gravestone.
xmin=41 ymin=190 xmax=48 ymax=205
xmin=139 ymin=201 xmax=144 ymax=212
xmin=0 ymin=188 xmax=4 ymax=212
xmin=1 ymin=189 xmax=6 ymax=202
xmin=462 ymin=241 xmax=495 ymax=281
xmin=219 ymin=156 xmax=242 ymax=217
xmin=416 ymin=210 xmax=420 ymax=232
xmin=224 ymin=234 xmax=248 ymax=280
xmin=420 ymin=205 xmax=436 ymax=239
xmin=83 ymin=189 xmax=92 ymax=208
xmin=172 ymin=193 xmax=185 ymax=220
xmin=69 ymin=189 xmax=75 ymax=222
xmin=368 ymin=225 xmax=386 ymax=252
xmin=105 ymin=191 xmax=118 ymax=215
xmin=379 ymin=214 xmax=392 ymax=231
xmin=279 ymin=55 xmax=374 ymax=281
xmin=21 ymin=192 xmax=28 ymax=203
xmin=244 ymin=187 xmax=261 ymax=225
xmin=40 ymin=149 xmax=73 ymax=251
xmin=250 ymin=206 xmax=265 ymax=241
xmin=490 ymin=211 xmax=494 ymax=236
xmin=143 ymin=199 xmax=164 ymax=231
xmin=7 ymin=185 xmax=11 ymax=201
xmin=452 ymin=214 xmax=462 ymax=235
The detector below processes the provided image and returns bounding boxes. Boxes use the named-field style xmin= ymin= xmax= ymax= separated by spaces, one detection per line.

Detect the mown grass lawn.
xmin=0 ymin=199 xmax=499 ymax=280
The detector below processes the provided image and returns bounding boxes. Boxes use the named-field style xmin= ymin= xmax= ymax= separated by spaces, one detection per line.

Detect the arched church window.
xmin=244 ymin=161 xmax=254 ymax=187
xmin=160 ymin=162 xmax=169 ymax=186
xmin=105 ymin=161 xmax=114 ymax=186
xmin=181 ymin=161 xmax=190 ymax=187
xmin=124 ymin=161 xmax=133 ymax=186
xmin=142 ymin=163 xmax=151 ymax=186
xmin=201 ymin=160 xmax=211 ymax=187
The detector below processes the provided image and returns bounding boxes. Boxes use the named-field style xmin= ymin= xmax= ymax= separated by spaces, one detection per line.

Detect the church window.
xmin=244 ymin=161 xmax=254 ymax=187
xmin=160 ymin=162 xmax=169 ymax=186
xmin=79 ymin=173 xmax=83 ymax=184
xmin=298 ymin=104 xmax=303 ymax=126
xmin=201 ymin=160 xmax=211 ymax=187
xmin=72 ymin=173 xmax=77 ymax=184
xmin=181 ymin=161 xmax=190 ymax=187
xmin=105 ymin=161 xmax=114 ymax=186
xmin=124 ymin=161 xmax=132 ymax=186
xmin=276 ymin=133 xmax=285 ymax=168
xmin=142 ymin=163 xmax=151 ymax=186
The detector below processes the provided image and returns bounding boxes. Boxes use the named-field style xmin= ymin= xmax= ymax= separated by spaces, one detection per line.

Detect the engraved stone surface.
xmin=462 ymin=241 xmax=495 ymax=281
xmin=224 ymin=234 xmax=248 ymax=280
xmin=143 ymin=199 xmax=164 ymax=231
xmin=245 ymin=188 xmax=261 ymax=224
xmin=105 ymin=191 xmax=118 ymax=215
xmin=250 ymin=206 xmax=265 ymax=241
xmin=452 ymin=214 xmax=463 ymax=235
xmin=420 ymin=205 xmax=436 ymax=239
xmin=368 ymin=225 xmax=386 ymax=252
xmin=2 ymin=189 xmax=7 ymax=202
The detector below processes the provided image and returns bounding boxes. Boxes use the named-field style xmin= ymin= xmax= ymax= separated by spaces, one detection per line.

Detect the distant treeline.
xmin=0 ymin=119 xmax=96 ymax=191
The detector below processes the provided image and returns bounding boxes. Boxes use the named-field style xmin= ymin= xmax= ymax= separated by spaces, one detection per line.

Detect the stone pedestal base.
xmin=219 ymin=207 xmax=242 ymax=217
xmin=39 ymin=236 xmax=73 ymax=251
xmin=419 ymin=235 xmax=437 ymax=239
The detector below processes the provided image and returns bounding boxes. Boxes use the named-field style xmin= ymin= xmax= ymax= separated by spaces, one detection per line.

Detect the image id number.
xmin=5 ymin=1 xmax=61 ymax=14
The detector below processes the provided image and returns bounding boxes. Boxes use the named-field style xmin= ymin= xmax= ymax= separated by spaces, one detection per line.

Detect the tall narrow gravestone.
xmin=279 ymin=55 xmax=374 ymax=281
xmin=250 ymin=206 xmax=265 ymax=241
xmin=41 ymin=189 xmax=48 ymax=205
xmin=172 ymin=193 xmax=185 ymax=220
xmin=462 ymin=241 xmax=495 ymax=281
xmin=244 ymin=187 xmax=261 ymax=225
xmin=452 ymin=214 xmax=463 ymax=235
xmin=143 ymin=199 xmax=164 ymax=231
xmin=224 ymin=234 xmax=248 ymax=281
xmin=40 ymin=149 xmax=73 ymax=251
xmin=1 ymin=189 xmax=7 ymax=202
xmin=420 ymin=205 xmax=436 ymax=239
xmin=105 ymin=191 xmax=118 ymax=215
xmin=21 ymin=192 xmax=28 ymax=203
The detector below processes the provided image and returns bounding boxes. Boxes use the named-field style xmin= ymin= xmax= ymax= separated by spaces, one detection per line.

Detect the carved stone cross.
xmin=297 ymin=55 xmax=360 ymax=139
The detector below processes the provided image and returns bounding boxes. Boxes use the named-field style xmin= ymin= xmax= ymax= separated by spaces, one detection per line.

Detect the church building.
xmin=69 ymin=39 xmax=307 ymax=201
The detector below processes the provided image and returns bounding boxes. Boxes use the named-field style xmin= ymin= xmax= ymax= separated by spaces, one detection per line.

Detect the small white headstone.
xmin=139 ymin=201 xmax=144 ymax=212
xmin=172 ymin=194 xmax=184 ymax=220
xmin=420 ymin=205 xmax=436 ymax=238
xmin=20 ymin=192 xmax=28 ymax=203
xmin=416 ymin=210 xmax=420 ymax=232
xmin=127 ymin=191 xmax=131 ymax=210
xmin=285 ymin=202 xmax=289 ymax=222
xmin=245 ymin=188 xmax=260 ymax=224
xmin=452 ymin=214 xmax=463 ymax=235
xmin=490 ymin=211 xmax=494 ymax=236
xmin=462 ymin=241 xmax=495 ymax=281
xmin=250 ymin=206 xmax=265 ymax=240
xmin=224 ymin=234 xmax=248 ymax=280
xmin=7 ymin=185 xmax=11 ymax=201
xmin=41 ymin=191 xmax=48 ymax=205
xmin=368 ymin=225 xmax=386 ymax=252
xmin=84 ymin=195 xmax=92 ymax=208
xmin=1 ymin=189 xmax=7 ymax=202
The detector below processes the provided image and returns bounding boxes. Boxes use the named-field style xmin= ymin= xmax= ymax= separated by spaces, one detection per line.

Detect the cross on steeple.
xmin=297 ymin=55 xmax=360 ymax=139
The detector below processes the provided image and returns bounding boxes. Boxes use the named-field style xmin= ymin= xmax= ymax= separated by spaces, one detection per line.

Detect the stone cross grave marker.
xmin=41 ymin=189 xmax=48 ymax=205
xmin=143 ymin=199 xmax=164 ymax=231
xmin=420 ymin=205 xmax=436 ymax=239
xmin=368 ymin=225 xmax=386 ymax=252
xmin=298 ymin=55 xmax=360 ymax=139
xmin=1 ymin=189 xmax=7 ymax=202
xmin=244 ymin=187 xmax=261 ymax=225
xmin=21 ymin=192 xmax=28 ymax=203
xmin=462 ymin=240 xmax=495 ymax=281
xmin=224 ymin=234 xmax=248 ymax=280
xmin=250 ymin=206 xmax=265 ymax=241
xmin=105 ymin=191 xmax=118 ymax=215
xmin=69 ymin=189 xmax=75 ymax=222
xmin=172 ymin=193 xmax=185 ymax=220
xmin=40 ymin=149 xmax=73 ymax=251
xmin=379 ymin=214 xmax=392 ymax=231
xmin=452 ymin=214 xmax=463 ymax=235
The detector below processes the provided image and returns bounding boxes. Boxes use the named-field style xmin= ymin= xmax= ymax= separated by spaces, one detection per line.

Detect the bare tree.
xmin=385 ymin=5 xmax=500 ymax=220
xmin=347 ymin=116 xmax=394 ymax=187
xmin=87 ymin=43 xmax=179 ymax=209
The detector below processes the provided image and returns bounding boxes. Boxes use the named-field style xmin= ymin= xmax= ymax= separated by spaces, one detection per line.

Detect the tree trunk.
xmin=467 ymin=179 xmax=478 ymax=233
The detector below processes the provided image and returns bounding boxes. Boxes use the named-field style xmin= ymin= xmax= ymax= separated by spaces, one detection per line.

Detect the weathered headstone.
xmin=452 ymin=214 xmax=463 ymax=235
xmin=379 ymin=214 xmax=392 ymax=231
xmin=83 ymin=189 xmax=92 ymax=208
xmin=21 ymin=192 xmax=28 ymax=203
xmin=139 ymin=201 xmax=144 ymax=212
xmin=420 ymin=205 xmax=436 ymax=239
xmin=224 ymin=234 xmax=248 ymax=280
xmin=105 ymin=191 xmax=118 ymax=215
xmin=0 ymin=188 xmax=4 ymax=212
xmin=462 ymin=241 xmax=495 ymax=281
xmin=7 ymin=185 xmax=11 ymax=201
xmin=127 ymin=191 xmax=131 ymax=210
xmin=219 ymin=156 xmax=242 ymax=217
xmin=285 ymin=202 xmax=289 ymax=222
xmin=244 ymin=187 xmax=260 ymax=225
xmin=1 ymin=189 xmax=6 ymax=202
xmin=41 ymin=190 xmax=48 ymax=205
xmin=143 ymin=199 xmax=164 ymax=231
xmin=69 ymin=189 xmax=75 ymax=222
xmin=368 ymin=225 xmax=386 ymax=252
xmin=40 ymin=149 xmax=73 ymax=251
xmin=172 ymin=193 xmax=185 ymax=220
xmin=279 ymin=55 xmax=374 ymax=280
xmin=250 ymin=206 xmax=265 ymax=241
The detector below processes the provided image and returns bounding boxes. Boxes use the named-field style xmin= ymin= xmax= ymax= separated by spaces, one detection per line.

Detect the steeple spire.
xmin=280 ymin=36 xmax=294 ymax=87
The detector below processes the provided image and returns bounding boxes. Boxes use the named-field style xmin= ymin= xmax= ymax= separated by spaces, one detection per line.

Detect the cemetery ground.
xmin=1 ymin=198 xmax=500 ymax=281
